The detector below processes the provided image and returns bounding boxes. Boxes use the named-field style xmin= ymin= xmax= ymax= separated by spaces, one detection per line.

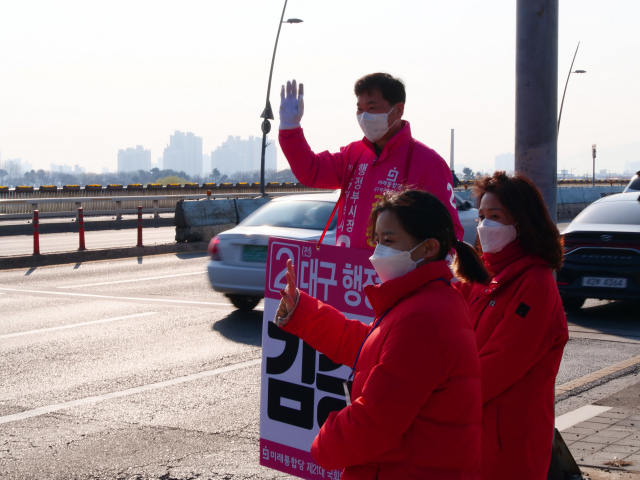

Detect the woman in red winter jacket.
xmin=454 ymin=172 xmax=569 ymax=480
xmin=275 ymin=189 xmax=490 ymax=480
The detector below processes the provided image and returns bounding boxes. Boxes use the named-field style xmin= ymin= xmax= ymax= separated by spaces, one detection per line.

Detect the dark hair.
xmin=354 ymin=73 xmax=406 ymax=105
xmin=474 ymin=172 xmax=564 ymax=271
xmin=369 ymin=189 xmax=490 ymax=284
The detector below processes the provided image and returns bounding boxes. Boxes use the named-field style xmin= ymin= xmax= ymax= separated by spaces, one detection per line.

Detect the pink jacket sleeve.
xmin=279 ymin=127 xmax=348 ymax=190
xmin=281 ymin=290 xmax=370 ymax=368
xmin=478 ymin=270 xmax=562 ymax=404
xmin=311 ymin=309 xmax=444 ymax=469
xmin=418 ymin=151 xmax=464 ymax=241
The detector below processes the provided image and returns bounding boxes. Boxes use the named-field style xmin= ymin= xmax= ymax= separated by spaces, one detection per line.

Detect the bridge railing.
xmin=0 ymin=191 xmax=332 ymax=220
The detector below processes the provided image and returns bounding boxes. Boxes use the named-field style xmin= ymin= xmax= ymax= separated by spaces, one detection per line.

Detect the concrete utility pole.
xmin=516 ymin=5 xmax=582 ymax=477
xmin=450 ymin=129 xmax=454 ymax=172
xmin=515 ymin=0 xmax=559 ymax=223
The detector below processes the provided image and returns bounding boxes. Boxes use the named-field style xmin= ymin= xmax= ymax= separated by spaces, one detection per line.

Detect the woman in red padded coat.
xmin=454 ymin=172 xmax=569 ymax=480
xmin=274 ymin=190 xmax=490 ymax=480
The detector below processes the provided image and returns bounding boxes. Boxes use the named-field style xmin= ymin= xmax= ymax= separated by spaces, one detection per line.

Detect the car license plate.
xmin=581 ymin=277 xmax=627 ymax=289
xmin=242 ymin=245 xmax=267 ymax=263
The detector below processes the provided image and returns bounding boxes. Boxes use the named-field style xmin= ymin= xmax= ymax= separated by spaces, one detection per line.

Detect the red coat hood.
xmin=364 ymin=259 xmax=453 ymax=317
xmin=480 ymin=240 xmax=548 ymax=297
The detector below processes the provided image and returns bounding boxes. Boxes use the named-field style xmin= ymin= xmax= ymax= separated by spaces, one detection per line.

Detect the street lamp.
xmin=259 ymin=0 xmax=303 ymax=196
xmin=592 ymin=143 xmax=597 ymax=187
xmin=557 ymin=41 xmax=587 ymax=134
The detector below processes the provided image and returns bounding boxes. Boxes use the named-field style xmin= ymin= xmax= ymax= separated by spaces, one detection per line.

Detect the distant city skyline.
xmin=211 ymin=135 xmax=276 ymax=176
xmin=50 ymin=163 xmax=85 ymax=174
xmin=163 ymin=131 xmax=202 ymax=177
xmin=0 ymin=158 xmax=33 ymax=175
xmin=2 ymin=138 xmax=639 ymax=179
xmin=118 ymin=145 xmax=151 ymax=173
xmin=495 ymin=153 xmax=515 ymax=174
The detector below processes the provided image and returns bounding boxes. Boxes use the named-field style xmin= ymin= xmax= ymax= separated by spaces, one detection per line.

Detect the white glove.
xmin=279 ymin=79 xmax=304 ymax=130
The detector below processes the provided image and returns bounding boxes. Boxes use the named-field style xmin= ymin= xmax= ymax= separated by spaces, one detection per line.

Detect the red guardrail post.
xmin=33 ymin=210 xmax=40 ymax=255
xmin=137 ymin=206 xmax=143 ymax=247
xmin=78 ymin=207 xmax=86 ymax=251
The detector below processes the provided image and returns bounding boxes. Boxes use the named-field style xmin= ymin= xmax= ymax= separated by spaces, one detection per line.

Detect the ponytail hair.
xmin=369 ymin=188 xmax=490 ymax=284
xmin=452 ymin=240 xmax=490 ymax=284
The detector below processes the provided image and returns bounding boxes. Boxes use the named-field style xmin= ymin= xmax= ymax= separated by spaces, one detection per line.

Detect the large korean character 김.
xmin=266 ymin=323 xmax=347 ymax=430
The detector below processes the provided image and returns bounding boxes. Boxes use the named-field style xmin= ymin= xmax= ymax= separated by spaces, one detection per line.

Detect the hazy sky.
xmin=1 ymin=0 xmax=638 ymax=176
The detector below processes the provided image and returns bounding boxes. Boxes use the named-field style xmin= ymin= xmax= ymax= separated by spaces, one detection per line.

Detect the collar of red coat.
xmin=480 ymin=240 xmax=548 ymax=296
xmin=361 ymin=120 xmax=411 ymax=161
xmin=364 ymin=259 xmax=453 ymax=317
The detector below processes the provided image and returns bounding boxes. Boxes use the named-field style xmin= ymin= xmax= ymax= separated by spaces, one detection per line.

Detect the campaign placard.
xmin=259 ymin=238 xmax=379 ymax=479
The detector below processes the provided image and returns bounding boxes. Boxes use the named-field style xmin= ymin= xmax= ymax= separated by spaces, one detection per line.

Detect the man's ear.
xmin=421 ymin=238 xmax=440 ymax=260
xmin=395 ymin=103 xmax=405 ymax=119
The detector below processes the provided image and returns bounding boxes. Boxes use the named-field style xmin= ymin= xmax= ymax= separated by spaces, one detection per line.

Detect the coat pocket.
xmin=482 ymin=402 xmax=500 ymax=454
xmin=497 ymin=403 xmax=529 ymax=453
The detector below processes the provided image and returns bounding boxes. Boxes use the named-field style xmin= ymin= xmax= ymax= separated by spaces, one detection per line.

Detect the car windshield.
xmin=628 ymin=176 xmax=640 ymax=191
xmin=241 ymin=200 xmax=337 ymax=230
xmin=573 ymin=199 xmax=640 ymax=226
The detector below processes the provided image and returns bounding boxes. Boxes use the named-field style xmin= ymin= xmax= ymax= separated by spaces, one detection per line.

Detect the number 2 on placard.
xmin=273 ymin=247 xmax=295 ymax=289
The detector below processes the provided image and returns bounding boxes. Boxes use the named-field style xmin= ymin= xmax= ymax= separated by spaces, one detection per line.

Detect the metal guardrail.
xmin=0 ymin=184 xmax=319 ymax=199
xmin=0 ymin=191 xmax=332 ymax=220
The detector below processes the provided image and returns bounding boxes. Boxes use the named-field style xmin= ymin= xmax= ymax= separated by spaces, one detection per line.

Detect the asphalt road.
xmin=0 ymin=226 xmax=178 ymax=256
xmin=1 ymin=249 xmax=639 ymax=479
xmin=0 ymin=223 xmax=573 ymax=258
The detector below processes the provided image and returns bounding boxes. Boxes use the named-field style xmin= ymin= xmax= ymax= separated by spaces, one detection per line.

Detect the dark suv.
xmin=557 ymin=192 xmax=640 ymax=311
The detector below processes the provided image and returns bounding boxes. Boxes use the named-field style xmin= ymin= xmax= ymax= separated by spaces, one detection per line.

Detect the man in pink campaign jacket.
xmin=279 ymin=73 xmax=463 ymax=249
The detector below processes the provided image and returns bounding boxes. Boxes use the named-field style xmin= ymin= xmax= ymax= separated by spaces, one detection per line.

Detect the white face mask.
xmin=477 ymin=219 xmax=517 ymax=253
xmin=369 ymin=240 xmax=426 ymax=283
xmin=357 ymin=106 xmax=397 ymax=143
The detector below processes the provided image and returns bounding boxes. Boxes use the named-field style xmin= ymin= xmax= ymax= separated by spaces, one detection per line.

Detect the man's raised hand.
xmin=279 ymin=79 xmax=304 ymax=130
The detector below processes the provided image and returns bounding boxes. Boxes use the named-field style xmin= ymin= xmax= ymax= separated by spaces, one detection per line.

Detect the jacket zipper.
xmin=470 ymin=295 xmax=492 ymax=329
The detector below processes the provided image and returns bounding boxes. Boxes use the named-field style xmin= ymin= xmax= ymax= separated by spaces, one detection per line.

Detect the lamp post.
xmin=557 ymin=41 xmax=586 ymax=134
xmin=259 ymin=0 xmax=303 ymax=196
xmin=592 ymin=143 xmax=597 ymax=187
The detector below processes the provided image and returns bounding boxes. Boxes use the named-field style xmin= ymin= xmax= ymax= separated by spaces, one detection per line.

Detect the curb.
xmin=0 ymin=242 xmax=209 ymax=270
xmin=555 ymin=355 xmax=640 ymax=402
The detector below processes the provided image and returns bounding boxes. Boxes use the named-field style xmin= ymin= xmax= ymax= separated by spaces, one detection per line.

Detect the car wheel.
xmin=562 ymin=297 xmax=585 ymax=312
xmin=227 ymin=295 xmax=261 ymax=311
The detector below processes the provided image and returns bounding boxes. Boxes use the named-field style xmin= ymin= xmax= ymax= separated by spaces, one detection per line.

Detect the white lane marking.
xmin=0 ymin=312 xmax=157 ymax=339
xmin=57 ymin=271 xmax=207 ymax=289
xmin=0 ymin=287 xmax=238 ymax=308
xmin=556 ymin=405 xmax=613 ymax=431
xmin=0 ymin=359 xmax=262 ymax=425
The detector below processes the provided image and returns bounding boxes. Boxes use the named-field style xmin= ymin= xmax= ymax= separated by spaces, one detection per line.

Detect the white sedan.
xmin=207 ymin=191 xmax=478 ymax=310
xmin=624 ymin=171 xmax=640 ymax=193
